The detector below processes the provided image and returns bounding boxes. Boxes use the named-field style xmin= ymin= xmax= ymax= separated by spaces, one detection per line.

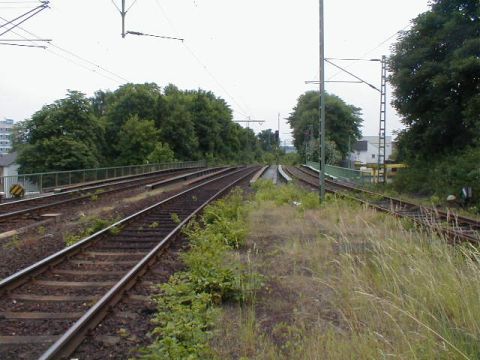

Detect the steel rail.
xmin=0 ymin=166 xmax=208 ymax=213
xmin=37 ymin=166 xmax=257 ymax=360
xmin=0 ymin=166 xmax=245 ymax=294
xmin=286 ymin=166 xmax=480 ymax=244
xmin=0 ymin=166 xmax=202 ymax=209
xmin=0 ymin=167 xmax=226 ymax=231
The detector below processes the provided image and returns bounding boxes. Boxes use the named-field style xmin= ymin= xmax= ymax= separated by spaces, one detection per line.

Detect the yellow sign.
xmin=10 ymin=184 xmax=25 ymax=198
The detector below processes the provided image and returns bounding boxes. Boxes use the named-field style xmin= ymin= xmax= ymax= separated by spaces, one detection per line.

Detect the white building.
xmin=350 ymin=136 xmax=393 ymax=165
xmin=0 ymin=152 xmax=19 ymax=177
xmin=0 ymin=119 xmax=14 ymax=155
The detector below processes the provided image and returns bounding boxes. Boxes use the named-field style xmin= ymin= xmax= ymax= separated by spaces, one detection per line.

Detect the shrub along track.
xmin=0 ymin=166 xmax=258 ymax=360
xmin=284 ymin=165 xmax=480 ymax=244
xmin=0 ymin=166 xmax=221 ymax=234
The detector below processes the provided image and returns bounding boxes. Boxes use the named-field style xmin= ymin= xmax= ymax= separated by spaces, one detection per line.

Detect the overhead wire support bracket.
xmin=324 ymin=58 xmax=380 ymax=92
xmin=126 ymin=30 xmax=183 ymax=42
xmin=0 ymin=0 xmax=49 ymax=38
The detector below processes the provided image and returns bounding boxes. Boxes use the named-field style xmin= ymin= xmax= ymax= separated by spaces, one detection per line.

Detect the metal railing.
xmin=306 ymin=161 xmax=373 ymax=186
xmin=0 ymin=160 xmax=206 ymax=198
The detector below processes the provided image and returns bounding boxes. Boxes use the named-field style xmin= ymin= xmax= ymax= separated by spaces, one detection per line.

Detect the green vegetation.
xmin=287 ymin=91 xmax=363 ymax=164
xmin=141 ymin=190 xmax=260 ymax=359
xmin=388 ymin=0 xmax=479 ymax=208
xmin=13 ymin=84 xmax=266 ymax=174
xmin=390 ymin=0 xmax=480 ymax=161
xmin=393 ymin=147 xmax=480 ymax=211
xmin=212 ymin=182 xmax=480 ymax=359
xmin=64 ymin=216 xmax=117 ymax=246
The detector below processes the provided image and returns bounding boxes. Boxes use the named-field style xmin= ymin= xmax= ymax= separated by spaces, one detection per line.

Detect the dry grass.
xmin=211 ymin=182 xmax=480 ymax=359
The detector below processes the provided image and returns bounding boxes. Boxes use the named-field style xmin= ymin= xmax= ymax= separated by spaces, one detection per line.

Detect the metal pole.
xmin=319 ymin=0 xmax=326 ymax=201
xmin=121 ymin=0 xmax=126 ymax=38
xmin=377 ymin=55 xmax=387 ymax=184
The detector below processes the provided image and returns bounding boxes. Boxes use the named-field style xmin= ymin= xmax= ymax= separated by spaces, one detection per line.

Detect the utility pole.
xmin=319 ymin=0 xmax=326 ymax=201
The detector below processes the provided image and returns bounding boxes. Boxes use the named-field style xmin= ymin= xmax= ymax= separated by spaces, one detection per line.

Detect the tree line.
xmin=13 ymin=84 xmax=266 ymax=174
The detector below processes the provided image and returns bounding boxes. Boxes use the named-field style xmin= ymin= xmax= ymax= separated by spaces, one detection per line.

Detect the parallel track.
xmin=0 ymin=166 xmax=258 ymax=359
xmin=284 ymin=165 xmax=480 ymax=244
xmin=0 ymin=166 xmax=220 ymax=233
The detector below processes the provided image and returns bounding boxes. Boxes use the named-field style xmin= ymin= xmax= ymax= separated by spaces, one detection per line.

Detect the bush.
xmin=393 ymin=147 xmax=480 ymax=207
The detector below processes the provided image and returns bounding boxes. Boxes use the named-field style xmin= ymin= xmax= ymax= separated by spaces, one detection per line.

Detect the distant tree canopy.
xmin=13 ymin=84 xmax=265 ymax=173
xmin=389 ymin=0 xmax=480 ymax=161
xmin=257 ymin=129 xmax=279 ymax=152
xmin=287 ymin=91 xmax=363 ymax=164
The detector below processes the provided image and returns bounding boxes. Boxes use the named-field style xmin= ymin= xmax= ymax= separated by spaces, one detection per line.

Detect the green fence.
xmin=0 ymin=160 xmax=206 ymax=198
xmin=306 ymin=161 xmax=373 ymax=186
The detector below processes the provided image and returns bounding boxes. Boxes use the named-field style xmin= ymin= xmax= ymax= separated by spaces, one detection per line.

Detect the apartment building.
xmin=0 ymin=119 xmax=14 ymax=155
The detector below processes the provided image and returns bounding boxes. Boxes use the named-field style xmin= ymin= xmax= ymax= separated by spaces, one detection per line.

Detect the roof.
xmin=354 ymin=140 xmax=368 ymax=152
xmin=0 ymin=152 xmax=17 ymax=167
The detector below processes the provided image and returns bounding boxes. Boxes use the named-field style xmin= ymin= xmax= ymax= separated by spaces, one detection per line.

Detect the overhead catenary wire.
xmin=0 ymin=15 xmax=130 ymax=84
xmin=0 ymin=41 xmax=45 ymax=48
xmin=151 ymin=0 xmax=252 ymax=119
xmin=325 ymin=58 xmax=380 ymax=92
xmin=0 ymin=1 xmax=47 ymax=31
xmin=327 ymin=24 xmax=411 ymax=81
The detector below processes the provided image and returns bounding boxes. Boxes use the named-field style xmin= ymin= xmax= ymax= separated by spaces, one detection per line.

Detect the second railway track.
xmin=284 ymin=165 xmax=480 ymax=244
xmin=0 ymin=166 xmax=222 ymax=234
xmin=0 ymin=165 xmax=258 ymax=360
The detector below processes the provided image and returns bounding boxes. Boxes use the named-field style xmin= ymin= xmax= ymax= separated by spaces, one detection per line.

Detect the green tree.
xmin=389 ymin=0 xmax=480 ymax=160
xmin=161 ymin=87 xmax=199 ymax=160
xmin=16 ymin=91 xmax=104 ymax=173
xmin=103 ymin=83 xmax=164 ymax=161
xmin=257 ymin=129 xmax=278 ymax=152
xmin=147 ymin=142 xmax=176 ymax=163
xmin=116 ymin=115 xmax=160 ymax=165
xmin=288 ymin=91 xmax=363 ymax=163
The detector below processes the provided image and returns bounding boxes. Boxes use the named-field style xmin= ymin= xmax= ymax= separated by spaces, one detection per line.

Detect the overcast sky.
xmin=0 ymin=0 xmax=430 ymax=144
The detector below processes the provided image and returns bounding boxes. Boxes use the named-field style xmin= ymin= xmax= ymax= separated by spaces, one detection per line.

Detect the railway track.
xmin=0 ymin=166 xmax=222 ymax=234
xmin=0 ymin=165 xmax=258 ymax=359
xmin=284 ymin=165 xmax=480 ymax=244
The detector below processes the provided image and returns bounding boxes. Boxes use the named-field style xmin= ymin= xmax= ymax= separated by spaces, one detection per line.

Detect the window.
xmin=372 ymin=154 xmax=376 ymax=159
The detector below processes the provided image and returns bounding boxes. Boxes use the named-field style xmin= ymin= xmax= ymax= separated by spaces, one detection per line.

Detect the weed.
xmin=149 ymin=221 xmax=159 ymax=229
xmin=170 ymin=213 xmax=181 ymax=225
xmin=3 ymin=234 xmax=21 ymax=250
xmin=64 ymin=233 xmax=81 ymax=246
xmin=109 ymin=225 xmax=122 ymax=235
xmin=141 ymin=189 xmax=261 ymax=359
xmin=37 ymin=226 xmax=47 ymax=236
xmin=64 ymin=217 xmax=117 ymax=246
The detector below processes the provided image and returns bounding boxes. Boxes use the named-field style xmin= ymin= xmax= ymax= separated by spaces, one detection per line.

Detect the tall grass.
xmin=213 ymin=182 xmax=480 ymax=359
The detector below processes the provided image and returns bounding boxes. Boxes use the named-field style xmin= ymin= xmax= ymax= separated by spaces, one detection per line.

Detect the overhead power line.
xmin=0 ymin=15 xmax=130 ymax=84
xmin=327 ymin=24 xmax=411 ymax=81
xmin=151 ymin=0 xmax=252 ymax=118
